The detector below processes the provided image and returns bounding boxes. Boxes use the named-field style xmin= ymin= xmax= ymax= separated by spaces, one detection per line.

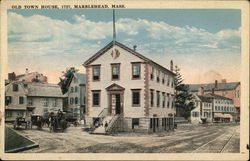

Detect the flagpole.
xmin=113 ymin=9 xmax=116 ymax=45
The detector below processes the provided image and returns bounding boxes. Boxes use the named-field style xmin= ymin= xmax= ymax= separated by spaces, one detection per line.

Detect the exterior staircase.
xmin=91 ymin=113 xmax=121 ymax=135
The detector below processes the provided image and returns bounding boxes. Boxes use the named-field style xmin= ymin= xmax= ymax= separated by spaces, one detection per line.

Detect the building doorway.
xmin=115 ymin=94 xmax=121 ymax=114
xmin=106 ymin=83 xmax=125 ymax=116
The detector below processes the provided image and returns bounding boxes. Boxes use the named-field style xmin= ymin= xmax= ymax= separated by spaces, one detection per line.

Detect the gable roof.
xmin=203 ymin=93 xmax=232 ymax=100
xmin=106 ymin=83 xmax=125 ymax=91
xmin=66 ymin=73 xmax=86 ymax=88
xmin=188 ymin=82 xmax=240 ymax=92
xmin=27 ymin=82 xmax=63 ymax=97
xmin=83 ymin=41 xmax=176 ymax=76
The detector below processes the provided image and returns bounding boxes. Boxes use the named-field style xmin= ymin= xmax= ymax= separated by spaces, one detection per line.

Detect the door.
xmin=115 ymin=94 xmax=121 ymax=114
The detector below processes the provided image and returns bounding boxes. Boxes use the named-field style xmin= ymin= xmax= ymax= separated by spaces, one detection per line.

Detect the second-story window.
xmin=75 ymin=97 xmax=78 ymax=104
xmin=92 ymin=65 xmax=100 ymax=81
xmin=75 ymin=86 xmax=78 ymax=92
xmin=28 ymin=98 xmax=33 ymax=106
xmin=70 ymin=98 xmax=74 ymax=105
xmin=162 ymin=92 xmax=165 ymax=108
xmin=111 ymin=64 xmax=120 ymax=80
xmin=70 ymin=87 xmax=74 ymax=93
xmin=156 ymin=91 xmax=160 ymax=107
xmin=43 ymin=98 xmax=49 ymax=107
xmin=19 ymin=96 xmax=24 ymax=104
xmin=52 ymin=98 xmax=57 ymax=107
xmin=150 ymin=89 xmax=154 ymax=107
xmin=5 ymin=96 xmax=12 ymax=105
xmin=132 ymin=63 xmax=141 ymax=79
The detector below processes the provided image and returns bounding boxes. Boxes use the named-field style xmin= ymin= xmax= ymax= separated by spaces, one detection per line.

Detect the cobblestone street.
xmin=11 ymin=123 xmax=240 ymax=153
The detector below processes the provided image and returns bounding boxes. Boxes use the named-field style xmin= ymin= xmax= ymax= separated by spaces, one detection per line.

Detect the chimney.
xmin=133 ymin=45 xmax=137 ymax=51
xmin=170 ymin=60 xmax=173 ymax=71
xmin=8 ymin=72 xmax=16 ymax=81
xmin=221 ymin=79 xmax=227 ymax=83
xmin=198 ymin=87 xmax=204 ymax=96
xmin=212 ymin=88 xmax=215 ymax=94
xmin=215 ymin=80 xmax=218 ymax=89
xmin=25 ymin=68 xmax=29 ymax=74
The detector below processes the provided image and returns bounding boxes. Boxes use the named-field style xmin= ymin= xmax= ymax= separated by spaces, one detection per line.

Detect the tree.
xmin=174 ymin=65 xmax=195 ymax=119
xmin=59 ymin=67 xmax=78 ymax=94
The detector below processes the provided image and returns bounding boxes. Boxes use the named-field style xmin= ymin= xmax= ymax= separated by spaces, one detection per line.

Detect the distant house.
xmin=191 ymin=93 xmax=213 ymax=124
xmin=5 ymin=81 xmax=63 ymax=122
xmin=6 ymin=69 xmax=48 ymax=85
xmin=83 ymin=41 xmax=176 ymax=133
xmin=204 ymin=93 xmax=236 ymax=123
xmin=190 ymin=87 xmax=236 ymax=124
xmin=188 ymin=80 xmax=240 ymax=120
xmin=65 ymin=73 xmax=86 ymax=120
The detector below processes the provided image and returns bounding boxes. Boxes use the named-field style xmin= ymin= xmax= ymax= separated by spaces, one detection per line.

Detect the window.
xmin=192 ymin=112 xmax=199 ymax=117
xmin=150 ymin=66 xmax=154 ymax=80
xmin=43 ymin=98 xmax=49 ymax=107
xmin=92 ymin=65 xmax=101 ymax=81
xmin=13 ymin=84 xmax=18 ymax=91
xmin=111 ymin=64 xmax=120 ymax=80
xmin=92 ymin=90 xmax=101 ymax=106
xmin=69 ymin=97 xmax=74 ymax=105
xmin=132 ymin=63 xmax=140 ymax=79
xmin=70 ymin=87 xmax=74 ymax=93
xmin=171 ymin=78 xmax=174 ymax=87
xmin=227 ymin=107 xmax=229 ymax=111
xmin=157 ymin=76 xmax=160 ymax=83
xmin=237 ymin=90 xmax=240 ymax=98
xmin=5 ymin=96 xmax=12 ymax=105
xmin=83 ymin=96 xmax=86 ymax=104
xmin=132 ymin=118 xmax=139 ymax=129
xmin=44 ymin=108 xmax=48 ymax=113
xmin=162 ymin=92 xmax=165 ymax=108
xmin=132 ymin=89 xmax=141 ymax=106
xmin=75 ymin=97 xmax=78 ymax=104
xmin=150 ymin=89 xmax=154 ymax=107
xmin=156 ymin=91 xmax=160 ymax=107
xmin=167 ymin=77 xmax=170 ymax=86
xmin=75 ymin=86 xmax=78 ymax=92
xmin=167 ymin=93 xmax=170 ymax=108
xmin=19 ymin=96 xmax=24 ymax=104
xmin=6 ymin=111 xmax=12 ymax=117
xmin=171 ymin=97 xmax=174 ymax=108
xmin=162 ymin=78 xmax=165 ymax=84
xmin=52 ymin=98 xmax=57 ymax=107
xmin=28 ymin=98 xmax=33 ymax=106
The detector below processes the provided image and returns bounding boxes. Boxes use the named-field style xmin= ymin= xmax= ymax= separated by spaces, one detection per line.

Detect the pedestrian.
xmin=104 ymin=121 xmax=108 ymax=131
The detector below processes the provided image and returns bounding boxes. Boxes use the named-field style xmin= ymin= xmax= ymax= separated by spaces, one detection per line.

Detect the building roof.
xmin=188 ymin=82 xmax=240 ymax=92
xmin=26 ymin=82 xmax=63 ymax=97
xmin=66 ymin=73 xmax=86 ymax=88
xmin=203 ymin=93 xmax=232 ymax=100
xmin=74 ymin=73 xmax=86 ymax=84
xmin=83 ymin=41 xmax=176 ymax=76
xmin=196 ymin=95 xmax=212 ymax=103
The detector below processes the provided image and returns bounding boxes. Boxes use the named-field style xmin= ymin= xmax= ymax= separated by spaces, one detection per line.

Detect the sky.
xmin=7 ymin=9 xmax=241 ymax=84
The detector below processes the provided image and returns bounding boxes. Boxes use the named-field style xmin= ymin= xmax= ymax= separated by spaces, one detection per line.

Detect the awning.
xmin=214 ymin=113 xmax=224 ymax=118
xmin=224 ymin=114 xmax=233 ymax=118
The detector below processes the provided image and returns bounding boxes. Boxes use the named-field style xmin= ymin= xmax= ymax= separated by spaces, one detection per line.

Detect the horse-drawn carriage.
xmin=49 ymin=111 xmax=68 ymax=132
xmin=31 ymin=114 xmax=43 ymax=129
xmin=13 ymin=117 xmax=29 ymax=130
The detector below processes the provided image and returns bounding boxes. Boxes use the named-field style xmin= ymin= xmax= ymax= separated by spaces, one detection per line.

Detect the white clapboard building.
xmin=83 ymin=41 xmax=176 ymax=133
